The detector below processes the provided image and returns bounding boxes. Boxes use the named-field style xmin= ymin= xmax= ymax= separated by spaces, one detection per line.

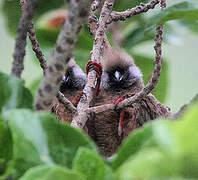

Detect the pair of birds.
xmin=51 ymin=47 xmax=171 ymax=157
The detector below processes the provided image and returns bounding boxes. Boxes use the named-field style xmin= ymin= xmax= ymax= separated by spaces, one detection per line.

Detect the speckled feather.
xmin=51 ymin=59 xmax=86 ymax=123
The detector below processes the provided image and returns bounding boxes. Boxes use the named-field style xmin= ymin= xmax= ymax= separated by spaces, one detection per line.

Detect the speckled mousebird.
xmin=51 ymin=59 xmax=86 ymax=123
xmin=87 ymin=47 xmax=171 ymax=157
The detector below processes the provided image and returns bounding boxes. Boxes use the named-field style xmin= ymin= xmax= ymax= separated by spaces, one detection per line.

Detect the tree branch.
xmin=71 ymin=0 xmax=115 ymax=129
xmin=160 ymin=0 xmax=166 ymax=8
xmin=108 ymin=0 xmax=160 ymax=23
xmin=91 ymin=0 xmax=102 ymax=11
xmin=57 ymin=91 xmax=77 ymax=114
xmin=117 ymin=25 xmax=163 ymax=109
xmin=19 ymin=0 xmax=47 ymax=75
xmin=20 ymin=0 xmax=74 ymax=112
xmin=11 ymin=0 xmax=38 ymax=78
xmin=86 ymin=24 xmax=164 ymax=114
xmin=28 ymin=23 xmax=48 ymax=75
xmin=34 ymin=0 xmax=91 ymax=111
xmin=88 ymin=11 xmax=98 ymax=37
xmin=173 ymin=94 xmax=198 ymax=119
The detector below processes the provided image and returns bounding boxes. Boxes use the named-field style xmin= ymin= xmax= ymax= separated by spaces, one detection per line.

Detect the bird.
xmin=87 ymin=47 xmax=171 ymax=157
xmin=51 ymin=59 xmax=86 ymax=123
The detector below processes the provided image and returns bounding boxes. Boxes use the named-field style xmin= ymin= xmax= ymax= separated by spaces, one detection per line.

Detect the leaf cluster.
xmin=0 ymin=71 xmax=198 ymax=179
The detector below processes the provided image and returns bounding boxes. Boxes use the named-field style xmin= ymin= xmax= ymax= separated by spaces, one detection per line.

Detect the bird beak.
xmin=62 ymin=75 xmax=69 ymax=82
xmin=115 ymin=71 xmax=122 ymax=81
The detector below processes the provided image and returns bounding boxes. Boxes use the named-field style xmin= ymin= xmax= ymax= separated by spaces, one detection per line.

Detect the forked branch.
xmin=86 ymin=24 xmax=164 ymax=114
xmin=57 ymin=91 xmax=77 ymax=114
xmin=19 ymin=0 xmax=47 ymax=75
xmin=19 ymin=0 xmax=75 ymax=113
xmin=108 ymin=0 xmax=160 ymax=23
xmin=71 ymin=0 xmax=166 ymax=129
xmin=71 ymin=0 xmax=115 ymax=128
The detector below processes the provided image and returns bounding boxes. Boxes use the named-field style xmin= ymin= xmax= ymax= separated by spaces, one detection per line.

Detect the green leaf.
xmin=110 ymin=123 xmax=154 ymax=170
xmin=116 ymin=102 xmax=198 ymax=179
xmin=28 ymin=77 xmax=42 ymax=96
xmin=0 ymin=72 xmax=33 ymax=113
xmin=116 ymin=148 xmax=182 ymax=180
xmin=133 ymin=54 xmax=168 ymax=103
xmin=103 ymin=166 xmax=116 ymax=180
xmin=123 ymin=26 xmax=154 ymax=48
xmin=180 ymin=20 xmax=198 ymax=34
xmin=20 ymin=165 xmax=85 ymax=180
xmin=2 ymin=109 xmax=97 ymax=178
xmin=145 ymin=2 xmax=198 ymax=32
xmin=122 ymin=22 xmax=173 ymax=48
xmin=72 ymin=148 xmax=106 ymax=180
xmin=73 ymin=50 xmax=90 ymax=70
xmin=0 ymin=117 xmax=12 ymax=176
xmin=171 ymin=102 xmax=198 ymax=177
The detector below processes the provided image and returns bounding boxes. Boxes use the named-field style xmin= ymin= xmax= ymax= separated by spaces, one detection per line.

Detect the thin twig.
xmin=34 ymin=0 xmax=91 ymax=111
xmin=117 ymin=25 xmax=163 ymax=108
xmin=173 ymin=94 xmax=198 ymax=119
xmin=20 ymin=0 xmax=47 ymax=75
xmin=160 ymin=0 xmax=166 ymax=8
xmin=86 ymin=25 xmax=164 ymax=114
xmin=91 ymin=0 xmax=102 ymax=11
xmin=11 ymin=0 xmax=38 ymax=78
xmin=20 ymin=0 xmax=73 ymax=110
xmin=86 ymin=103 xmax=114 ymax=114
xmin=28 ymin=23 xmax=48 ymax=75
xmin=88 ymin=11 xmax=98 ymax=37
xmin=108 ymin=0 xmax=160 ymax=23
xmin=57 ymin=91 xmax=77 ymax=114
xmin=71 ymin=0 xmax=115 ymax=129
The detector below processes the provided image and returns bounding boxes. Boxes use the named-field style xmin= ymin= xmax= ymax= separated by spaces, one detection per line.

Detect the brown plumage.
xmin=51 ymin=50 xmax=171 ymax=158
xmin=87 ymin=48 xmax=171 ymax=157
xmin=51 ymin=59 xmax=86 ymax=123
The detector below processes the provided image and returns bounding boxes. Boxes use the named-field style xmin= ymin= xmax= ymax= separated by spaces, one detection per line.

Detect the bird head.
xmin=101 ymin=49 xmax=143 ymax=91
xmin=59 ymin=59 xmax=86 ymax=93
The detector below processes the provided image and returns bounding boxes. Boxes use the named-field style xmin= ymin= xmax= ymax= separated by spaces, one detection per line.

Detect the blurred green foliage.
xmin=0 ymin=70 xmax=198 ymax=179
xmin=1 ymin=0 xmax=198 ymax=179
xmin=0 ymin=72 xmax=33 ymax=113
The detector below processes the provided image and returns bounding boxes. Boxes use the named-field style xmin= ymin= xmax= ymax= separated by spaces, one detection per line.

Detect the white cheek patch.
xmin=128 ymin=66 xmax=142 ymax=79
xmin=72 ymin=66 xmax=85 ymax=78
xmin=101 ymin=72 xmax=109 ymax=89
